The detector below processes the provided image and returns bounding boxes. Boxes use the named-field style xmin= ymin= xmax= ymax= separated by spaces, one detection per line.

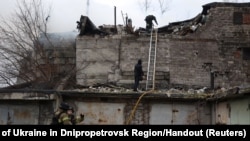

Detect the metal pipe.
xmin=210 ymin=71 xmax=214 ymax=90
xmin=114 ymin=6 xmax=117 ymax=32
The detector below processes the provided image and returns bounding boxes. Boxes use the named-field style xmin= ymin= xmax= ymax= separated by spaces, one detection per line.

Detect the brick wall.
xmin=76 ymin=3 xmax=250 ymax=89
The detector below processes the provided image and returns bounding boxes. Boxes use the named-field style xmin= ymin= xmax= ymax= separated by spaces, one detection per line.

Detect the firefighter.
xmin=51 ymin=102 xmax=84 ymax=125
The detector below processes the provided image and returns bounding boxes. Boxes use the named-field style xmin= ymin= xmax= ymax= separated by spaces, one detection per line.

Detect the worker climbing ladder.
xmin=146 ymin=27 xmax=158 ymax=91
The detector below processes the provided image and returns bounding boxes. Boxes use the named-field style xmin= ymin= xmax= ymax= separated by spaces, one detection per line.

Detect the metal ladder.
xmin=146 ymin=27 xmax=158 ymax=91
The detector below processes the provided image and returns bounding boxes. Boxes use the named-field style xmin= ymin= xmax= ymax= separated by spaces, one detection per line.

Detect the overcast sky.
xmin=0 ymin=0 xmax=249 ymax=33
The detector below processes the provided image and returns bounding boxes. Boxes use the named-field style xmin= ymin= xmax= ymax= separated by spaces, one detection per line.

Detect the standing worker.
xmin=133 ymin=59 xmax=144 ymax=92
xmin=145 ymin=15 xmax=158 ymax=32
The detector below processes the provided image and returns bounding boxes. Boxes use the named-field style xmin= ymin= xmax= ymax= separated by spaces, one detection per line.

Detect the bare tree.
xmin=0 ymin=0 xmax=78 ymax=90
xmin=138 ymin=0 xmax=152 ymax=13
xmin=138 ymin=0 xmax=171 ymax=15
xmin=158 ymin=0 xmax=171 ymax=15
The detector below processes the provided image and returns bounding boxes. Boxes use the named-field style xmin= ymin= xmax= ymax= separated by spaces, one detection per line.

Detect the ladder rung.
xmin=147 ymin=29 xmax=158 ymax=90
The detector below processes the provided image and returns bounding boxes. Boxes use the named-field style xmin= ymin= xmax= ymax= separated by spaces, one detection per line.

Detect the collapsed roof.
xmin=76 ymin=2 xmax=250 ymax=36
xmin=76 ymin=15 xmax=109 ymax=36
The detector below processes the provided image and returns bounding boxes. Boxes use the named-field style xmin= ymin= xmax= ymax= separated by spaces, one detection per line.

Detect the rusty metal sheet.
xmin=75 ymin=102 xmax=125 ymax=124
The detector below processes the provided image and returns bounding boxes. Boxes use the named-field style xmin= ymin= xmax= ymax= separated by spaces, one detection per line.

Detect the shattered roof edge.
xmin=203 ymin=2 xmax=250 ymax=8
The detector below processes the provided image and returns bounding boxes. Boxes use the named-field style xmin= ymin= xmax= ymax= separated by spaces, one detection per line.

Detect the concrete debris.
xmin=73 ymin=83 xmax=249 ymax=99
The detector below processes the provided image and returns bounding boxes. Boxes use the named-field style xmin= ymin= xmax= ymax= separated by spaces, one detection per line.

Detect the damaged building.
xmin=0 ymin=2 xmax=250 ymax=125
xmin=76 ymin=2 xmax=250 ymax=90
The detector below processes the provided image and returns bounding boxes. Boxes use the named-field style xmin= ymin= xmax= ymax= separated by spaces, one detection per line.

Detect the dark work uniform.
xmin=145 ymin=15 xmax=158 ymax=32
xmin=133 ymin=59 xmax=144 ymax=91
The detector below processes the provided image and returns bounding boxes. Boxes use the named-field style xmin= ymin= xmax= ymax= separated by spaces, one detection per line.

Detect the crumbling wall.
xmin=214 ymin=6 xmax=250 ymax=87
xmin=168 ymin=38 xmax=218 ymax=88
xmin=167 ymin=4 xmax=250 ymax=89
